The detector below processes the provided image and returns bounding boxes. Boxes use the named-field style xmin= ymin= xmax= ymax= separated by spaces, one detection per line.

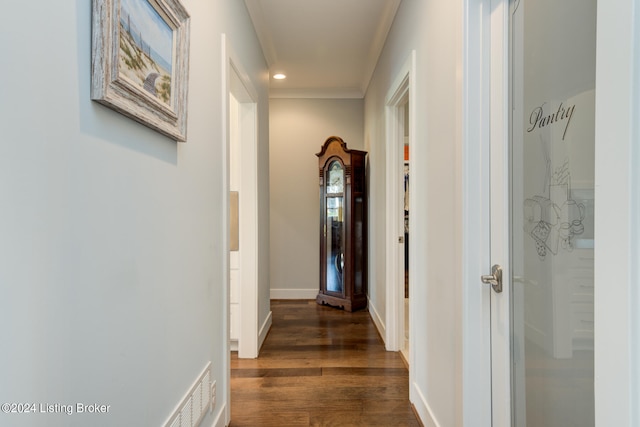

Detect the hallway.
xmin=230 ymin=300 xmax=421 ymax=426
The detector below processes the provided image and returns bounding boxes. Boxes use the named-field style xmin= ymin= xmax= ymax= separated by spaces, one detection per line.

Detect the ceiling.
xmin=243 ymin=0 xmax=402 ymax=98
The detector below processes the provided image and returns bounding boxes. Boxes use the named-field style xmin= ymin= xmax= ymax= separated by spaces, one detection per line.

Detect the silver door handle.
xmin=481 ymin=264 xmax=503 ymax=293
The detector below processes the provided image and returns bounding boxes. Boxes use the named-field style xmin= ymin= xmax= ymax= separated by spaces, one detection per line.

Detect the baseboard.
xmin=259 ymin=310 xmax=272 ymax=350
xmin=411 ymin=381 xmax=441 ymax=427
xmin=367 ymin=297 xmax=386 ymax=346
xmin=208 ymin=403 xmax=226 ymax=427
xmin=270 ymin=288 xmax=317 ymax=299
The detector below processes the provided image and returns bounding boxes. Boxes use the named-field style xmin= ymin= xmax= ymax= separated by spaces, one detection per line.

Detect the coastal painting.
xmin=119 ymin=0 xmax=174 ymax=106
xmin=91 ymin=0 xmax=190 ymax=141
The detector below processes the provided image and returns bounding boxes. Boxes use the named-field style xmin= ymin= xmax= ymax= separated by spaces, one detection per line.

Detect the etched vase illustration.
xmin=524 ymin=167 xmax=586 ymax=259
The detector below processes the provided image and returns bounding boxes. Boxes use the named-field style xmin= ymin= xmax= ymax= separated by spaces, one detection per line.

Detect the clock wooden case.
xmin=316 ymin=136 xmax=368 ymax=312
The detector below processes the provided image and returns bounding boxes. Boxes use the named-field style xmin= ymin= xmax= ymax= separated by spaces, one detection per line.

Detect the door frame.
xmin=461 ymin=0 xmax=510 ymax=425
xmin=385 ymin=51 xmax=415 ymax=357
xmin=486 ymin=1 xmax=511 ymax=425
xmin=461 ymin=0 xmax=494 ymax=425
xmin=221 ymin=32 xmax=260 ymax=425
xmin=223 ymin=35 xmax=260 ymax=359
xmin=595 ymin=2 xmax=640 ymax=426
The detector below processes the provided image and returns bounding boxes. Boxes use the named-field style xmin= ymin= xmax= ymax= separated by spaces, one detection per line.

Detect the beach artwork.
xmin=119 ymin=0 xmax=174 ymax=106
xmin=92 ymin=0 xmax=190 ymax=140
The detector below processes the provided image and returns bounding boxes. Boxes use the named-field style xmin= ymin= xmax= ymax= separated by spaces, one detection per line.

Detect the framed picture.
xmin=91 ymin=0 xmax=190 ymax=141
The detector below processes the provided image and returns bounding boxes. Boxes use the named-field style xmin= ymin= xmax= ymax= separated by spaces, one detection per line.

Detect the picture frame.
xmin=91 ymin=0 xmax=190 ymax=141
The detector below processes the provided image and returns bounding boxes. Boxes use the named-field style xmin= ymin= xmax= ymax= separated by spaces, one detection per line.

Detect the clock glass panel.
xmin=326 ymin=161 xmax=344 ymax=194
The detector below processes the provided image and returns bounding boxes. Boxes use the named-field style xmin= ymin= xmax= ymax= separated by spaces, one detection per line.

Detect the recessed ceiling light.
xmin=273 ymin=73 xmax=287 ymax=80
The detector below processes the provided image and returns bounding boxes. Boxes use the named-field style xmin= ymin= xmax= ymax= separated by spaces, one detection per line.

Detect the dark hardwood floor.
xmin=230 ymin=300 xmax=422 ymax=427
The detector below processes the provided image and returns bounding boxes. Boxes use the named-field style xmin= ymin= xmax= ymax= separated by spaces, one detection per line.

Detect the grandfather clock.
xmin=316 ymin=136 xmax=368 ymax=312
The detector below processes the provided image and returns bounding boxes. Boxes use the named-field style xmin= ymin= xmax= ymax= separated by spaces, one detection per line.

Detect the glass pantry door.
xmin=509 ymin=0 xmax=596 ymax=425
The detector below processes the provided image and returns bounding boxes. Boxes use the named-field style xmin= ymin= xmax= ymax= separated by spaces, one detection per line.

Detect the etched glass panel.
xmin=511 ymin=1 xmax=596 ymax=425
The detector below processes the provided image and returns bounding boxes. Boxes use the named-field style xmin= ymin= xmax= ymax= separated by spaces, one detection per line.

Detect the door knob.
xmin=481 ymin=264 xmax=503 ymax=293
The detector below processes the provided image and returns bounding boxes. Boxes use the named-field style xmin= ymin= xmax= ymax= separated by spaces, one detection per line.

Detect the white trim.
xmin=269 ymin=88 xmax=364 ymax=99
xmin=361 ymin=0 xmax=403 ymax=95
xmin=411 ymin=382 xmax=443 ymax=427
xmin=258 ymin=310 xmax=272 ymax=350
xmin=368 ymin=297 xmax=386 ymax=342
xmin=384 ymin=51 xmax=415 ymax=353
xmin=384 ymin=89 xmax=405 ymax=352
xmin=632 ymin=6 xmax=640 ymax=424
xmin=269 ymin=289 xmax=317 ymax=300
xmin=227 ymin=42 xmax=259 ymax=102
xmin=224 ymin=35 xmax=260 ymax=361
xmin=461 ymin=0 xmax=492 ymax=426
xmin=220 ymin=33 xmax=232 ymax=427
xmin=594 ymin=1 xmax=638 ymax=425
xmin=237 ymin=96 xmax=259 ymax=360
xmin=486 ymin=0 xmax=511 ymax=425
xmin=208 ymin=403 xmax=227 ymax=427
xmin=242 ymin=0 xmax=276 ymax=68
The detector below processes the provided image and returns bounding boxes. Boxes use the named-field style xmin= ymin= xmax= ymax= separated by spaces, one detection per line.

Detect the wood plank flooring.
xmin=230 ymin=300 xmax=422 ymax=427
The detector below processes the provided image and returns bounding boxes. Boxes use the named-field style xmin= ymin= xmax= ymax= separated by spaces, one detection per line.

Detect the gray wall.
xmin=269 ymin=98 xmax=364 ymax=298
xmin=0 ymin=1 xmax=269 ymax=426
xmin=364 ymin=1 xmax=463 ymax=426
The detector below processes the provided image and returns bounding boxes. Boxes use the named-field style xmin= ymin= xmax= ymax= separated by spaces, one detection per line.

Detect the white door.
xmin=489 ymin=0 xmax=597 ymax=425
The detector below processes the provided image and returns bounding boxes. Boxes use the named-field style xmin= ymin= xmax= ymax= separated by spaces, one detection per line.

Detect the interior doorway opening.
xmin=385 ymin=51 xmax=415 ymax=362
xmin=223 ymin=35 xmax=260 ymax=360
xmin=402 ymin=100 xmax=410 ymax=360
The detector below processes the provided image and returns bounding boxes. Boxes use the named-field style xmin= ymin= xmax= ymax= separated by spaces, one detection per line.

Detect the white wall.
xmin=365 ymin=1 xmax=463 ymax=426
xmin=0 ymin=1 xmax=268 ymax=426
xmin=269 ymin=98 xmax=364 ymax=299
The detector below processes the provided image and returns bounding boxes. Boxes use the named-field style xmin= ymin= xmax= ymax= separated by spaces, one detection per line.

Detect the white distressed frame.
xmin=91 ymin=0 xmax=190 ymax=141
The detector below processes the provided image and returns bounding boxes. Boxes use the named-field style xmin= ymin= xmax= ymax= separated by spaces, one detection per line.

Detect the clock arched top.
xmin=316 ymin=136 xmax=367 ymax=170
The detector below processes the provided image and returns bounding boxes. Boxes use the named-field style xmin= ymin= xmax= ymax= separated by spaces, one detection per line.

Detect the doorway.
xmin=385 ymin=51 xmax=415 ymax=360
xmin=402 ymin=101 xmax=410 ymax=360
xmin=223 ymin=35 xmax=260 ymax=360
